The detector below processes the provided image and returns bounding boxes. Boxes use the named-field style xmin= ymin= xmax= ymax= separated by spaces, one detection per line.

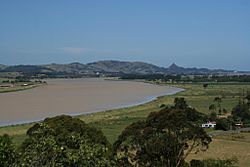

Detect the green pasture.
xmin=1 ymin=82 xmax=249 ymax=144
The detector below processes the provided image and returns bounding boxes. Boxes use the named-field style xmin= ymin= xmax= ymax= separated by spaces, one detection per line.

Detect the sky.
xmin=0 ymin=0 xmax=249 ymax=70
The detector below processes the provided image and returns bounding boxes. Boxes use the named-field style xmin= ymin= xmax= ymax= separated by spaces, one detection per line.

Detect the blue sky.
xmin=0 ymin=0 xmax=249 ymax=70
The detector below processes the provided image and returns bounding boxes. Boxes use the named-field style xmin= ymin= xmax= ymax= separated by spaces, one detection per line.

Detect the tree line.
xmin=120 ymin=74 xmax=250 ymax=83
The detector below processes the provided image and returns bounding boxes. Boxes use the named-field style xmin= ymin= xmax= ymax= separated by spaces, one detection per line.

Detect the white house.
xmin=202 ymin=121 xmax=216 ymax=128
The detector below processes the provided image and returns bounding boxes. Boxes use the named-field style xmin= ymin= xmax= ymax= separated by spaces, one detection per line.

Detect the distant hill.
xmin=167 ymin=63 xmax=235 ymax=74
xmin=0 ymin=64 xmax=7 ymax=70
xmin=87 ymin=60 xmax=166 ymax=74
xmin=3 ymin=65 xmax=52 ymax=74
xmin=0 ymin=60 xmax=246 ymax=77
xmin=43 ymin=63 xmax=97 ymax=75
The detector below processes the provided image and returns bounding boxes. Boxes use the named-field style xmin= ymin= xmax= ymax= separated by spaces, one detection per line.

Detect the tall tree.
xmin=214 ymin=97 xmax=222 ymax=114
xmin=209 ymin=104 xmax=216 ymax=112
xmin=174 ymin=97 xmax=189 ymax=109
xmin=19 ymin=115 xmax=112 ymax=167
xmin=113 ymin=99 xmax=211 ymax=167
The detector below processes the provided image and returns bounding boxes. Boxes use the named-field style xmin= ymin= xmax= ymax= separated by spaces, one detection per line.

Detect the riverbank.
xmin=0 ymin=78 xmax=182 ymax=126
xmin=0 ymin=81 xmax=46 ymax=93
xmin=1 ymin=81 xmax=250 ymax=166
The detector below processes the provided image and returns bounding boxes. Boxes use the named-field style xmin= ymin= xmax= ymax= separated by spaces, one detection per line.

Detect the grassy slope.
xmin=188 ymin=132 xmax=250 ymax=167
xmin=1 ymin=82 xmax=250 ymax=165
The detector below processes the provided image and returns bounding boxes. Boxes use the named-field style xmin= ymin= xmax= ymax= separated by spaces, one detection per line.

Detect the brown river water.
xmin=0 ymin=78 xmax=183 ymax=126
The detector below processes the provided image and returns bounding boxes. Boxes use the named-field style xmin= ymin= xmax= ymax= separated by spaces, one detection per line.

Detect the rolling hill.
xmin=0 ymin=60 xmax=244 ymax=77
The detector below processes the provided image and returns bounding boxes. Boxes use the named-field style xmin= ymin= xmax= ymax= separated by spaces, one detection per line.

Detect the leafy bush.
xmin=18 ymin=115 xmax=112 ymax=166
xmin=0 ymin=134 xmax=16 ymax=167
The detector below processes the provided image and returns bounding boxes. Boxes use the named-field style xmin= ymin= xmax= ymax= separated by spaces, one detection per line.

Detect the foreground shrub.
xmin=18 ymin=115 xmax=112 ymax=166
xmin=0 ymin=134 xmax=16 ymax=167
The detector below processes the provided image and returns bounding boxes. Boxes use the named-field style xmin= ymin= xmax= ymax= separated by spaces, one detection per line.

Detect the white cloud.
xmin=61 ymin=47 xmax=93 ymax=54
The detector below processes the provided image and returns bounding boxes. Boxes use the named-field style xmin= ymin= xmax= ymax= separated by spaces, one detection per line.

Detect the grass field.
xmin=1 ymin=82 xmax=250 ymax=166
xmin=187 ymin=132 xmax=250 ymax=167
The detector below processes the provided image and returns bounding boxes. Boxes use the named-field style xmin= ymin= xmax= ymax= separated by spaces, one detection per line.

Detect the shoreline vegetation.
xmin=0 ymin=83 xmax=46 ymax=94
xmin=0 ymin=79 xmax=250 ymax=166
xmin=0 ymin=79 xmax=47 ymax=93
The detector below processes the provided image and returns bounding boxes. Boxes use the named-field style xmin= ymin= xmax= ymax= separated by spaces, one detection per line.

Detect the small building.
xmin=202 ymin=121 xmax=216 ymax=128
xmin=234 ymin=122 xmax=243 ymax=129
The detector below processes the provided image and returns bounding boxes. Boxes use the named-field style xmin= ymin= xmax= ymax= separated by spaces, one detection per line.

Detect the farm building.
xmin=202 ymin=121 xmax=216 ymax=128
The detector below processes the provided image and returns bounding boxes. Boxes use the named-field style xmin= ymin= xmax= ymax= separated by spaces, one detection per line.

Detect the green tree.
xmin=222 ymin=108 xmax=227 ymax=114
xmin=174 ymin=97 xmax=189 ymax=109
xmin=208 ymin=104 xmax=216 ymax=112
xmin=231 ymin=91 xmax=250 ymax=123
xmin=232 ymin=102 xmax=250 ymax=122
xmin=203 ymin=84 xmax=208 ymax=89
xmin=245 ymin=91 xmax=250 ymax=105
xmin=0 ymin=134 xmax=16 ymax=167
xmin=209 ymin=112 xmax=217 ymax=121
xmin=113 ymin=99 xmax=211 ymax=167
xmin=19 ymin=115 xmax=112 ymax=167
xmin=214 ymin=97 xmax=222 ymax=111
xmin=215 ymin=118 xmax=231 ymax=131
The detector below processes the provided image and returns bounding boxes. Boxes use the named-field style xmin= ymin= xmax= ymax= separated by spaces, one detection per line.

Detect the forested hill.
xmin=0 ymin=60 xmax=246 ymax=77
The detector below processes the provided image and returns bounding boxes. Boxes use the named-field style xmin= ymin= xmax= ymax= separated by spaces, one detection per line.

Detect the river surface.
xmin=0 ymin=78 xmax=183 ymax=126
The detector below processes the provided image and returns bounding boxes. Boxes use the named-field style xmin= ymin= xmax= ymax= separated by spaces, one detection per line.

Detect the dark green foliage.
xmin=209 ymin=112 xmax=217 ymax=121
xmin=26 ymin=115 xmax=109 ymax=146
xmin=209 ymin=97 xmax=223 ymax=115
xmin=232 ymin=103 xmax=250 ymax=122
xmin=203 ymin=84 xmax=208 ymax=89
xmin=121 ymin=74 xmax=250 ymax=83
xmin=2 ymin=80 xmax=11 ymax=83
xmin=214 ymin=97 xmax=222 ymax=109
xmin=174 ymin=97 xmax=189 ymax=109
xmin=232 ymin=94 xmax=250 ymax=123
xmin=190 ymin=158 xmax=238 ymax=167
xmin=245 ymin=92 xmax=250 ymax=104
xmin=0 ymin=134 xmax=16 ymax=167
xmin=19 ymin=115 xmax=112 ymax=166
xmin=208 ymin=104 xmax=216 ymax=111
xmin=190 ymin=160 xmax=204 ymax=167
xmin=120 ymin=74 xmax=166 ymax=80
xmin=172 ymin=98 xmax=205 ymax=123
xmin=214 ymin=97 xmax=222 ymax=103
xmin=113 ymin=98 xmax=211 ymax=167
xmin=222 ymin=108 xmax=227 ymax=114
xmin=159 ymin=103 xmax=167 ymax=108
xmin=215 ymin=118 xmax=231 ymax=131
xmin=15 ymin=76 xmax=31 ymax=82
